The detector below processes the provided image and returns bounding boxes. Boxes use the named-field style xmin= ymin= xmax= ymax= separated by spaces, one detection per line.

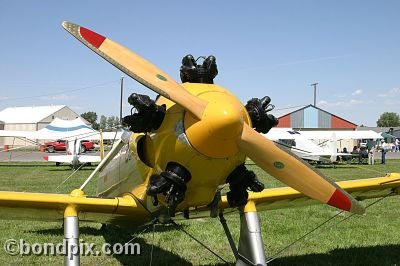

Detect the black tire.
xmin=47 ymin=146 xmax=55 ymax=153
xmin=55 ymin=162 xmax=60 ymax=166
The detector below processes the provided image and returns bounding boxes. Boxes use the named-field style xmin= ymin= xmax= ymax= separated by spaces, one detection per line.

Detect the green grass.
xmin=0 ymin=161 xmax=399 ymax=265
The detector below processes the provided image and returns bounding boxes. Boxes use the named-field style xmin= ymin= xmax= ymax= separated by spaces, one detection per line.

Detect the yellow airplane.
xmin=0 ymin=21 xmax=399 ymax=265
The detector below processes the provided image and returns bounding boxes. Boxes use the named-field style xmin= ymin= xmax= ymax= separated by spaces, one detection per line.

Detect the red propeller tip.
xmin=79 ymin=27 xmax=106 ymax=48
xmin=327 ymin=189 xmax=351 ymax=211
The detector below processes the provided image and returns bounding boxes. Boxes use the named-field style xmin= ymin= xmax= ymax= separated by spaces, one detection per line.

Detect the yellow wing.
xmin=216 ymin=173 xmax=400 ymax=212
xmin=0 ymin=174 xmax=398 ymax=222
xmin=0 ymin=189 xmax=150 ymax=224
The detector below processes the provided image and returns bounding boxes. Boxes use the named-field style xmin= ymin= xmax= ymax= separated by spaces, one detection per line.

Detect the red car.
xmin=44 ymin=140 xmax=94 ymax=153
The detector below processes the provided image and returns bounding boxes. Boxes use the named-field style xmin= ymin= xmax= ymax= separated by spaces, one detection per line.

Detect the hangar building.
xmin=0 ymin=105 xmax=82 ymax=146
xmin=272 ymin=104 xmax=359 ymax=152
xmin=274 ymin=104 xmax=357 ymax=130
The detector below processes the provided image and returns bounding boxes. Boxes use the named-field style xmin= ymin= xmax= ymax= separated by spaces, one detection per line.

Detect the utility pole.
xmin=310 ymin=82 xmax=318 ymax=106
xmin=119 ymin=76 xmax=124 ymax=124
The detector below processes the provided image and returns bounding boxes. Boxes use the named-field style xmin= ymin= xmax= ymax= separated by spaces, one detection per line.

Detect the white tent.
xmin=0 ymin=117 xmax=122 ymax=142
xmin=37 ymin=117 xmax=97 ymax=140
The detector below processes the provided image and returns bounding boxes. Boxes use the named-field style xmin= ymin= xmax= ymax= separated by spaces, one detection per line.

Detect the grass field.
xmin=0 ymin=160 xmax=399 ymax=265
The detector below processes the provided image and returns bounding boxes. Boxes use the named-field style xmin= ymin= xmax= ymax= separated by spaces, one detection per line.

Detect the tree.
xmin=376 ymin=112 xmax=400 ymax=127
xmin=99 ymin=115 xmax=107 ymax=130
xmin=106 ymin=116 xmax=120 ymax=130
xmin=81 ymin=111 xmax=99 ymax=130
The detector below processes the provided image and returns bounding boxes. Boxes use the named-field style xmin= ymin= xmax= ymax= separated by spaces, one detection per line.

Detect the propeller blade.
xmin=62 ymin=21 xmax=206 ymax=119
xmin=238 ymin=124 xmax=365 ymax=214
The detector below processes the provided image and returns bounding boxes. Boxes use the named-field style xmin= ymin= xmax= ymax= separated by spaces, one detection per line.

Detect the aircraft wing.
xmin=56 ymin=131 xmax=122 ymax=141
xmin=101 ymin=131 xmax=123 ymax=140
xmin=266 ymin=128 xmax=383 ymax=141
xmin=298 ymin=130 xmax=383 ymax=140
xmin=43 ymin=155 xmax=74 ymax=163
xmin=264 ymin=129 xmax=340 ymax=161
xmin=0 ymin=191 xmax=150 ymax=223
xmin=264 ymin=128 xmax=300 ymax=140
xmin=0 ymin=174 xmax=397 ymax=223
xmin=43 ymin=155 xmax=101 ymax=164
xmin=217 ymin=173 xmax=400 ymax=212
xmin=78 ymin=155 xmax=101 ymax=163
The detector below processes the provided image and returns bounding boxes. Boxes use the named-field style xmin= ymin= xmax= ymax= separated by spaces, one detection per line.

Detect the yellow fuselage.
xmin=97 ymin=83 xmax=250 ymax=214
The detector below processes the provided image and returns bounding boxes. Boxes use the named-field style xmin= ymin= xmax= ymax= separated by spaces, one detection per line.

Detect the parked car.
xmin=44 ymin=140 xmax=94 ymax=153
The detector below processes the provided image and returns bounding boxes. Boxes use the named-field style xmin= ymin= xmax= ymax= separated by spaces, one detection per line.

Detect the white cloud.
xmin=351 ymin=89 xmax=363 ymax=96
xmin=333 ymin=89 xmax=362 ymax=99
xmin=277 ymin=55 xmax=356 ymax=67
xmin=349 ymin=99 xmax=363 ymax=104
xmin=383 ymin=99 xmax=400 ymax=106
xmin=230 ymin=54 xmax=356 ymax=73
xmin=0 ymin=96 xmax=9 ymax=100
xmin=391 ymin=87 xmax=400 ymax=93
xmin=40 ymin=94 xmax=75 ymax=101
xmin=378 ymin=87 xmax=400 ymax=98
xmin=70 ymin=105 xmax=83 ymax=111
xmin=318 ymin=99 xmax=364 ymax=108
xmin=334 ymin=93 xmax=347 ymax=98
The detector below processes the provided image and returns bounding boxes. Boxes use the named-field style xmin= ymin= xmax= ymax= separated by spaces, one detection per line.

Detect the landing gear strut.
xmin=219 ymin=201 xmax=266 ymax=266
xmin=64 ymin=207 xmax=80 ymax=266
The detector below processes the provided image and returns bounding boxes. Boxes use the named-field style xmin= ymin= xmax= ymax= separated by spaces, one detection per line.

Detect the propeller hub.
xmin=207 ymin=101 xmax=243 ymax=139
xmin=184 ymin=90 xmax=247 ymax=158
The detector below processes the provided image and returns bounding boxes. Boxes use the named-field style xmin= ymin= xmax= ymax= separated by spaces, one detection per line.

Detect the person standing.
xmin=381 ymin=141 xmax=387 ymax=164
xmin=368 ymin=146 xmax=375 ymax=165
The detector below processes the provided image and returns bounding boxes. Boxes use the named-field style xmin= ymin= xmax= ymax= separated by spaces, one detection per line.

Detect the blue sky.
xmin=0 ymin=1 xmax=399 ymax=126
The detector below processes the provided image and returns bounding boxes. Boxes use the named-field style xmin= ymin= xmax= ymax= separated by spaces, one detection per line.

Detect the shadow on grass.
xmin=102 ymin=223 xmax=192 ymax=266
xmin=27 ymin=226 xmax=103 ymax=236
xmin=29 ymin=223 xmax=187 ymax=236
xmin=314 ymin=165 xmax=363 ymax=169
xmin=30 ymin=224 xmax=192 ymax=265
xmin=28 ymin=225 xmax=400 ymax=265
xmin=270 ymin=244 xmax=400 ymax=266
xmin=47 ymin=168 xmax=96 ymax=172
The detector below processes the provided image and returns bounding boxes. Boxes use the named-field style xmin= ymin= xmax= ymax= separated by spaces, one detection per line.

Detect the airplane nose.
xmin=184 ymin=91 xmax=245 ymax=158
xmin=206 ymin=101 xmax=243 ymax=140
